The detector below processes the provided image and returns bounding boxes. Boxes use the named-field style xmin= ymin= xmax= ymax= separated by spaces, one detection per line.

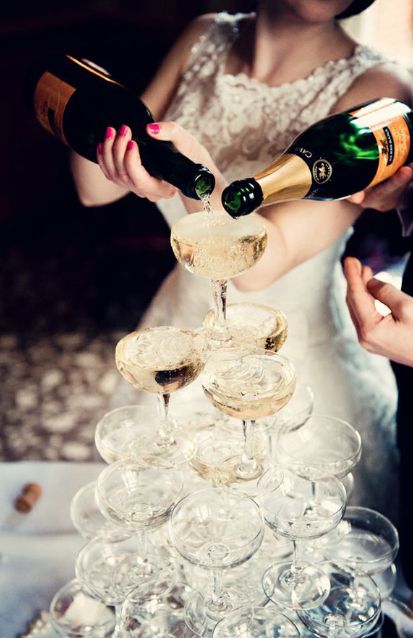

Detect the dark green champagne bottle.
xmin=32 ymin=54 xmax=215 ymax=200
xmin=222 ymin=98 xmax=413 ymax=217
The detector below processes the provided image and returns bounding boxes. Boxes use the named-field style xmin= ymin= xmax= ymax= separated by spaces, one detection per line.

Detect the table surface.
xmin=0 ymin=461 xmax=105 ymax=637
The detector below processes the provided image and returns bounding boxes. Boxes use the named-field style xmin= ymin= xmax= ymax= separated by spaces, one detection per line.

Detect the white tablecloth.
xmin=0 ymin=461 xmax=105 ymax=637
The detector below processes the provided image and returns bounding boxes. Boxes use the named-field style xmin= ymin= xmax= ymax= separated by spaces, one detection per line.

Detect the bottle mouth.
xmin=221 ymin=180 xmax=263 ymax=217
xmin=193 ymin=168 xmax=216 ymax=200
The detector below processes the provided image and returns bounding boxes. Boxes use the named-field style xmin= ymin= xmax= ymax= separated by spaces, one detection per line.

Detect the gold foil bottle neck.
xmin=255 ymin=153 xmax=312 ymax=205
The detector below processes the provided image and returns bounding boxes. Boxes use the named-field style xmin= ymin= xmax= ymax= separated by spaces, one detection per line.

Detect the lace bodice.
xmin=158 ymin=11 xmax=388 ymax=226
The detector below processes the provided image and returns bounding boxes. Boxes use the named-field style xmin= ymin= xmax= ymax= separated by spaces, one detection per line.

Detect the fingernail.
xmin=148 ymin=123 xmax=160 ymax=135
xmin=97 ymin=143 xmax=103 ymax=154
xmin=119 ymin=124 xmax=128 ymax=137
xmin=126 ymin=140 xmax=135 ymax=151
xmin=105 ymin=127 xmax=113 ymax=140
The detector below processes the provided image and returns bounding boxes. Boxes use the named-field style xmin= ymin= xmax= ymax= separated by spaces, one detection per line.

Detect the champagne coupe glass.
xmin=322 ymin=506 xmax=399 ymax=576
xmin=297 ymin=566 xmax=382 ymax=637
xmin=70 ymin=481 xmax=129 ymax=541
xmin=169 ymin=487 xmax=264 ymax=627
xmin=190 ymin=428 xmax=272 ymax=495
xmin=95 ymin=460 xmax=183 ymax=577
xmin=277 ymin=414 xmax=361 ymax=504
xmin=120 ymin=578 xmax=206 ymax=638
xmin=260 ymin=471 xmax=347 ymax=609
xmin=49 ymin=578 xmax=116 ymax=638
xmin=212 ymin=603 xmax=300 ymax=637
xmin=202 ymin=302 xmax=288 ymax=352
xmin=273 ymin=383 xmax=314 ymax=433
xmin=202 ymin=347 xmax=296 ymax=481
xmin=95 ymin=405 xmax=151 ymax=464
xmin=115 ymin=326 xmax=204 ymax=466
xmin=170 ymin=210 xmax=268 ymax=343
xmin=75 ymin=536 xmax=161 ymax=635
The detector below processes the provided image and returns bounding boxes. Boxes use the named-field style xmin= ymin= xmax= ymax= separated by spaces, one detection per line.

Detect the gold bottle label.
xmin=351 ymin=100 xmax=411 ymax=188
xmin=255 ymin=153 xmax=312 ymax=204
xmin=34 ymin=71 xmax=75 ymax=145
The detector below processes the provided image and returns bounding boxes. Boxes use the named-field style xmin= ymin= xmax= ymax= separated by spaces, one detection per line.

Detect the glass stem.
xmin=157 ymin=393 xmax=175 ymax=444
xmin=210 ymin=279 xmax=229 ymax=339
xmin=113 ymin=606 xmax=123 ymax=637
xmin=291 ymin=540 xmax=303 ymax=581
xmin=136 ymin=529 xmax=148 ymax=561
xmin=242 ymin=419 xmax=257 ymax=466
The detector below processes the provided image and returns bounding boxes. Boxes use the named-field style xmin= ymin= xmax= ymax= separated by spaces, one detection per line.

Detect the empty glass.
xmin=260 ymin=471 xmax=346 ymax=609
xmin=297 ymin=566 xmax=382 ymax=637
xmin=49 ymin=578 xmax=115 ymax=638
xmin=322 ymin=506 xmax=399 ymax=575
xmin=169 ymin=487 xmax=264 ymax=625
xmin=277 ymin=415 xmax=362 ymax=481
xmin=70 ymin=481 xmax=129 ymax=541
xmin=212 ymin=603 xmax=300 ymax=637
xmin=95 ymin=461 xmax=183 ymax=577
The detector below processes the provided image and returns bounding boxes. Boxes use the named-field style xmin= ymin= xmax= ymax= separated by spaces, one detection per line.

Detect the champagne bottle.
xmin=222 ymin=98 xmax=412 ymax=217
xmin=32 ymin=54 xmax=215 ymax=200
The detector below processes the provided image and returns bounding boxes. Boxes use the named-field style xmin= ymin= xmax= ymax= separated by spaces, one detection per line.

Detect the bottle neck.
xmin=254 ymin=153 xmax=312 ymax=204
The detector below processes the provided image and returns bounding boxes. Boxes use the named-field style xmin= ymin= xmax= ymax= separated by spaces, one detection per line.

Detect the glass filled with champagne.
xmin=202 ymin=302 xmax=287 ymax=353
xmin=115 ymin=326 xmax=204 ymax=466
xmin=170 ymin=210 xmax=268 ymax=344
xmin=202 ymin=347 xmax=296 ymax=481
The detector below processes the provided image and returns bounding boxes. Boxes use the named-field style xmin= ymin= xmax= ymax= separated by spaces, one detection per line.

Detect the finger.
xmin=366 ymin=278 xmax=412 ymax=317
xmin=361 ymin=263 xmax=373 ymax=285
xmin=112 ymin=124 xmax=132 ymax=183
xmin=368 ymin=166 xmax=413 ymax=211
xmin=146 ymin=121 xmax=202 ymax=160
xmin=101 ymin=127 xmax=117 ymax=179
xmin=348 ymin=191 xmax=365 ymax=205
xmin=124 ymin=141 xmax=177 ymax=199
xmin=96 ymin=143 xmax=111 ymax=181
xmin=344 ymin=257 xmax=380 ymax=328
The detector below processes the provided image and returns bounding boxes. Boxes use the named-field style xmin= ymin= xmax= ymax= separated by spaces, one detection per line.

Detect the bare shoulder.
xmin=333 ymin=62 xmax=413 ymax=112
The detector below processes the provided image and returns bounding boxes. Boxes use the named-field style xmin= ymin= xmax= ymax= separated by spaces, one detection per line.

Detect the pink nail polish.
xmin=105 ymin=127 xmax=113 ymax=140
xmin=120 ymin=124 xmax=128 ymax=137
xmin=148 ymin=123 xmax=160 ymax=135
xmin=97 ymin=143 xmax=103 ymax=154
xmin=127 ymin=141 xmax=135 ymax=151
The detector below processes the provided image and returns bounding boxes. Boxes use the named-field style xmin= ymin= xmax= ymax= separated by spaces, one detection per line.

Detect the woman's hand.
xmin=97 ymin=122 xmax=227 ymax=210
xmin=344 ymin=256 xmax=413 ymax=367
xmin=348 ymin=164 xmax=413 ymax=211
xmin=97 ymin=124 xmax=177 ymax=202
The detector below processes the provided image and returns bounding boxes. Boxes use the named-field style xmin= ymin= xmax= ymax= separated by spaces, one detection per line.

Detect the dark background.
xmin=0 ymin=0 xmax=408 ymax=460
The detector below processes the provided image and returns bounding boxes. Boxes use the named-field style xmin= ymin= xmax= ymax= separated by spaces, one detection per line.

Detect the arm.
xmin=344 ymin=256 xmax=413 ymax=367
xmin=232 ymin=63 xmax=413 ymax=291
xmin=70 ymin=14 xmax=217 ymax=207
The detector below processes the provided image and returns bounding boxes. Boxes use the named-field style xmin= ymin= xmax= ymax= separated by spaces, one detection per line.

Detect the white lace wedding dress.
xmin=114 ymin=13 xmax=399 ymax=517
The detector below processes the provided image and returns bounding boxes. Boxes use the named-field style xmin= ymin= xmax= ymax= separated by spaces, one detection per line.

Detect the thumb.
xmin=146 ymin=121 xmax=203 ymax=159
xmin=367 ymin=278 xmax=409 ymax=314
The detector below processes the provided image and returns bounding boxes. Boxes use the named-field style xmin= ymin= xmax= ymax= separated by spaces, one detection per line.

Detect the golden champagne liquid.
xmin=115 ymin=327 xmax=204 ymax=394
xmin=203 ymin=353 xmax=296 ymax=420
xmin=170 ymin=210 xmax=268 ymax=279
xmin=203 ymin=303 xmax=288 ymax=352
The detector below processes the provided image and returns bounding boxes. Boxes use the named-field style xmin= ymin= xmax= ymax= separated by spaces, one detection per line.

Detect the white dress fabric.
xmin=114 ymin=13 xmax=399 ymax=517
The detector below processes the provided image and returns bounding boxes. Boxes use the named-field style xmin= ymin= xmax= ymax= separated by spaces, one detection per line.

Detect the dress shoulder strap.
xmin=178 ymin=12 xmax=247 ymax=91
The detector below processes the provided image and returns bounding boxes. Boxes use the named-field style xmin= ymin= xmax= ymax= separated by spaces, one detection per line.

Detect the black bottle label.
xmin=34 ymin=71 xmax=75 ymax=145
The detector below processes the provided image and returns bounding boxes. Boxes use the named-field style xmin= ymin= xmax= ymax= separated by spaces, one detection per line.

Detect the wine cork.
xmin=14 ymin=482 xmax=42 ymax=513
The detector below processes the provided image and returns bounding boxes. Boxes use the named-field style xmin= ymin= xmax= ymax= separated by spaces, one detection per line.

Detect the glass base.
xmin=127 ymin=431 xmax=196 ymax=468
xmin=262 ymin=561 xmax=330 ymax=610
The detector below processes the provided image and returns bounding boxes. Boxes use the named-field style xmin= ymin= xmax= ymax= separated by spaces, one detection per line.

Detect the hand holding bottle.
xmin=348 ymin=164 xmax=413 ymax=211
xmin=344 ymin=256 xmax=413 ymax=367
xmin=97 ymin=120 xmax=227 ymax=210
